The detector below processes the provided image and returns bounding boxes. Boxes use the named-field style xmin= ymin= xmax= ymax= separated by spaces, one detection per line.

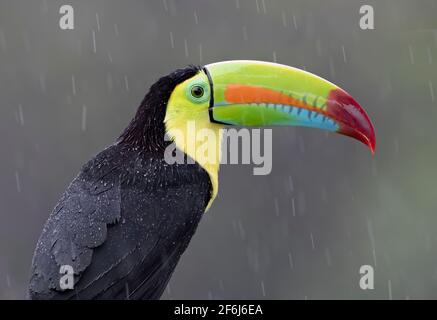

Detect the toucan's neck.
xmin=165 ymin=113 xmax=223 ymax=211
xmin=117 ymin=94 xmax=168 ymax=152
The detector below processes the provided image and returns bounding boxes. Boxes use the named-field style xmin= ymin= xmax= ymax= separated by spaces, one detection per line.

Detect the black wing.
xmin=29 ymin=145 xmax=211 ymax=299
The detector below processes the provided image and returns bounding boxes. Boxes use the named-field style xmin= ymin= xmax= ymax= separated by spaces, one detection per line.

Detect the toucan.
xmin=29 ymin=60 xmax=375 ymax=299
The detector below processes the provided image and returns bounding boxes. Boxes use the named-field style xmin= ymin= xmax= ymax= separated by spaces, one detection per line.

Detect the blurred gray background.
xmin=1 ymin=0 xmax=437 ymax=299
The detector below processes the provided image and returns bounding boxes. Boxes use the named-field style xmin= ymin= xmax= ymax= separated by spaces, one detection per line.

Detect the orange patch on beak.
xmin=224 ymin=84 xmax=327 ymax=115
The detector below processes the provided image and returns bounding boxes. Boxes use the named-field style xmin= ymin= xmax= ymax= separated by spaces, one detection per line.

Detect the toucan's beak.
xmin=204 ymin=60 xmax=376 ymax=154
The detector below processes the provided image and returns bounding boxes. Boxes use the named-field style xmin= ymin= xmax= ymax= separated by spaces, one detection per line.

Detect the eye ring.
xmin=187 ymin=82 xmax=209 ymax=103
xmin=191 ymin=85 xmax=204 ymax=99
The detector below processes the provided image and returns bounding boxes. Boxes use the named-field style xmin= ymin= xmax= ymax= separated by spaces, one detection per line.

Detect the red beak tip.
xmin=369 ymin=145 xmax=376 ymax=156
xmin=367 ymin=135 xmax=376 ymax=156
xmin=328 ymin=88 xmax=376 ymax=156
xmin=359 ymin=131 xmax=375 ymax=155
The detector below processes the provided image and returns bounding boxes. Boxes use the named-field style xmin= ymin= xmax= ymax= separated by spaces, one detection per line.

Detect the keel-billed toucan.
xmin=29 ymin=60 xmax=375 ymax=299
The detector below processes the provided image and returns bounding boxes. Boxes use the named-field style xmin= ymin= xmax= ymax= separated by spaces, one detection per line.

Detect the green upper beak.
xmin=204 ymin=60 xmax=376 ymax=154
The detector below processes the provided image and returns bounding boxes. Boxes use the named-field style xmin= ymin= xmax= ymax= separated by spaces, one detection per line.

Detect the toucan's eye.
xmin=186 ymin=82 xmax=209 ymax=103
xmin=190 ymin=85 xmax=204 ymax=98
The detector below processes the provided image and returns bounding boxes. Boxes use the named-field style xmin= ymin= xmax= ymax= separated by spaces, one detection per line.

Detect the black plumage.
xmin=29 ymin=66 xmax=211 ymax=299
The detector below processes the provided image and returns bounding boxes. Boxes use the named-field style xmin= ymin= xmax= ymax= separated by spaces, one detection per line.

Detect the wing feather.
xmin=29 ymin=145 xmax=210 ymax=300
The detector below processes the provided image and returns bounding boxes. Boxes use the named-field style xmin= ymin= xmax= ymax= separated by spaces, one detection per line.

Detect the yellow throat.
xmin=164 ymin=73 xmax=223 ymax=212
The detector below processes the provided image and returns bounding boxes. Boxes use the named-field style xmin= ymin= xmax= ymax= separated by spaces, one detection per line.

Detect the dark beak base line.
xmin=203 ymin=67 xmax=228 ymax=125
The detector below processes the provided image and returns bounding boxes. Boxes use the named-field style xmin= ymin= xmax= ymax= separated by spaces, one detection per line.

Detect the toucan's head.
xmin=122 ymin=60 xmax=376 ymax=210
xmin=162 ymin=60 xmax=375 ymax=209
